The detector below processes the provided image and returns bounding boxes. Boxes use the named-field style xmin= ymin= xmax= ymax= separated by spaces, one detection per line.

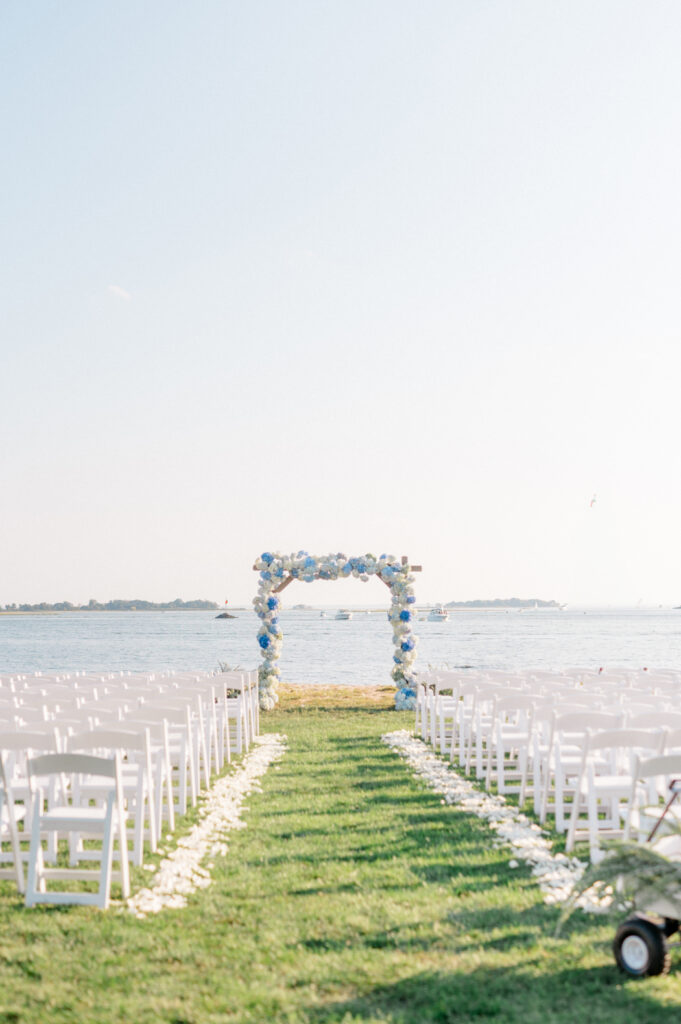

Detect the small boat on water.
xmin=335 ymin=609 xmax=353 ymax=620
xmin=428 ymin=605 xmax=449 ymax=622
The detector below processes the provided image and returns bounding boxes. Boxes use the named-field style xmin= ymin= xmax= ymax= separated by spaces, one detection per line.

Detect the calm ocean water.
xmin=2 ymin=607 xmax=681 ymax=685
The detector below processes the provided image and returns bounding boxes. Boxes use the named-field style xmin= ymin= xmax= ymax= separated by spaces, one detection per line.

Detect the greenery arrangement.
xmin=558 ymin=840 xmax=681 ymax=933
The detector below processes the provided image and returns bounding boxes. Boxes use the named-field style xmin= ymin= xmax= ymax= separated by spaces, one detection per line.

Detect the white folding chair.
xmin=133 ymin=705 xmax=196 ymax=818
xmin=0 ymin=728 xmax=61 ymax=864
xmin=127 ymin=714 xmax=175 ymax=836
xmin=413 ymin=676 xmax=429 ymax=740
xmin=566 ymin=728 xmax=665 ymax=859
xmin=0 ymin=754 xmax=26 ymax=893
xmin=538 ymin=710 xmax=623 ymax=830
xmin=428 ymin=671 xmax=460 ymax=754
xmin=221 ymin=672 xmax=249 ymax=755
xmin=247 ymin=669 xmax=260 ymax=738
xmin=165 ymin=684 xmax=218 ymax=785
xmin=415 ymin=672 xmax=438 ymax=744
xmin=485 ymin=694 xmax=549 ymax=803
xmin=623 ymin=753 xmax=681 ymax=866
xmin=66 ymin=728 xmax=158 ymax=867
xmin=447 ymin=676 xmax=487 ymax=768
xmin=25 ymin=752 xmax=130 ymax=909
xmin=465 ymin=684 xmax=526 ymax=777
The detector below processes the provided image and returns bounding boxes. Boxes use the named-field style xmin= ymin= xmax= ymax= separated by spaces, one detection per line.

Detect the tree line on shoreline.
xmin=444 ymin=598 xmax=561 ymax=609
xmin=2 ymin=599 xmax=220 ymax=612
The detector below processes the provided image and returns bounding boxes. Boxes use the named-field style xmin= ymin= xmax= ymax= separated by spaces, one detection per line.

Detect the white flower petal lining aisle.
xmin=128 ymin=733 xmax=287 ymax=918
xmin=382 ymin=730 xmax=608 ymax=912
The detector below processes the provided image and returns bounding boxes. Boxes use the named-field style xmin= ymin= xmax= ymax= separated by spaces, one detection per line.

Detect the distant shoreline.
xmin=0 ymin=599 xmax=221 ymax=614
xmin=0 ymin=610 xmax=61 ymax=616
xmin=0 ymin=608 xmax=232 ymax=616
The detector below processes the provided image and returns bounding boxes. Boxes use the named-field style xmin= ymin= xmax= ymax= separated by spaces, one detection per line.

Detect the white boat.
xmin=428 ymin=605 xmax=449 ymax=622
xmin=335 ymin=609 xmax=353 ymax=620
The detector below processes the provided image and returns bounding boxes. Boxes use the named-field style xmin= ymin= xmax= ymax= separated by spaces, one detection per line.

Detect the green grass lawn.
xmin=1 ymin=686 xmax=681 ymax=1023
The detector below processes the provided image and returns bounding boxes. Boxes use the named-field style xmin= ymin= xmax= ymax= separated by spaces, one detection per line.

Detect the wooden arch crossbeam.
xmin=254 ymin=556 xmax=423 ymax=594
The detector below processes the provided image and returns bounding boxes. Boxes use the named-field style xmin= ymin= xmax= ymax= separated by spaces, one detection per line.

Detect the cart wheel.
xmin=613 ymin=916 xmax=671 ymax=977
xmin=663 ymin=918 xmax=679 ymax=938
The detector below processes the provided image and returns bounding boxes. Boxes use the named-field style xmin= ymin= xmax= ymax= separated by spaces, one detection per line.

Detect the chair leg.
xmin=565 ymin=785 xmax=582 ymax=852
xmin=9 ymin=820 xmax=25 ymax=895
xmin=131 ymin=781 xmax=144 ymax=867
xmin=25 ymin=802 xmax=45 ymax=907
xmin=2 ymin=792 xmax=26 ymax=895
xmin=116 ymin=800 xmax=130 ymax=900
xmin=187 ymin=734 xmax=198 ymax=806
xmin=518 ymin=747 xmax=529 ymax=808
xmin=485 ymin=741 xmax=494 ymax=791
xmin=98 ymin=796 xmax=116 ymax=909
xmin=145 ymin=753 xmax=158 ymax=852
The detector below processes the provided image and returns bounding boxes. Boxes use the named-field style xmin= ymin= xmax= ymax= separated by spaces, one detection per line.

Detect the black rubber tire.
xmin=663 ymin=917 xmax=679 ymax=938
xmin=613 ymin=916 xmax=671 ymax=977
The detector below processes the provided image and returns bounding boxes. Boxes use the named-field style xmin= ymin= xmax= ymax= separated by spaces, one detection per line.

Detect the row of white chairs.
xmin=0 ymin=667 xmax=260 ymax=907
xmin=415 ymin=667 xmax=681 ymax=861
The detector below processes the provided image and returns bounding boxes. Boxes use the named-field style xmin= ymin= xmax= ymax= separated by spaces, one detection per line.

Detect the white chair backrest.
xmin=627 ymin=711 xmax=681 ymax=730
xmin=66 ymin=727 xmax=150 ymax=755
xmin=28 ymin=752 xmax=118 ymax=782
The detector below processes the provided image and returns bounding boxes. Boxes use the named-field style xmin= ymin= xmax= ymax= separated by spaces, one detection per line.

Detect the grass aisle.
xmin=1 ymin=688 xmax=681 ymax=1022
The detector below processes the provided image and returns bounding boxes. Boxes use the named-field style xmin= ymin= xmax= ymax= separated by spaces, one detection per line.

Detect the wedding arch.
xmin=252 ymin=552 xmax=422 ymax=710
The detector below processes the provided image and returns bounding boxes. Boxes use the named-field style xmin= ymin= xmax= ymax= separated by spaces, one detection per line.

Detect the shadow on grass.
xmin=442 ymin=902 xmax=592 ymax=953
xmin=296 ymin=907 xmax=533 ymax=956
xmin=303 ymin=963 xmax=681 ymax=1024
xmin=295 ymin=900 xmax=573 ymax=960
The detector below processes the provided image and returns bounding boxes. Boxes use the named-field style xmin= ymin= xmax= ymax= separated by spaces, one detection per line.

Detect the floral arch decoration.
xmin=252 ymin=552 xmax=422 ymax=711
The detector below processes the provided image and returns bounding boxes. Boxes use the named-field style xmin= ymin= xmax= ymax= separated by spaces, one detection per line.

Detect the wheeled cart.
xmin=613 ymin=778 xmax=681 ymax=977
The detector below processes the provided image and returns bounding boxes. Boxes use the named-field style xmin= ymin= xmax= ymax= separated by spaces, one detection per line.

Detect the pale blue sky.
xmin=2 ymin=1 xmax=681 ymax=607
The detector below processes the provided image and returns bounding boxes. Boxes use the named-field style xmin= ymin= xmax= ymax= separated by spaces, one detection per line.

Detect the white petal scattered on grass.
xmin=128 ymin=732 xmax=287 ymax=918
xmin=382 ymin=730 xmax=606 ymax=911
